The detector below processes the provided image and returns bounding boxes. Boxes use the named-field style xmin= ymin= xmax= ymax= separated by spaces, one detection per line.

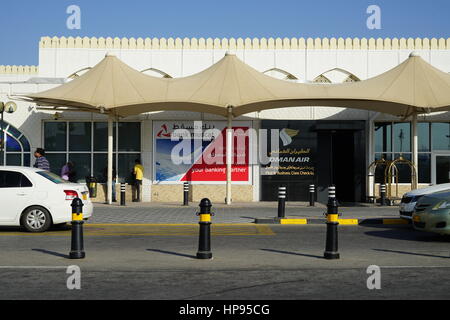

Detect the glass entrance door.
xmin=432 ymin=153 xmax=450 ymax=185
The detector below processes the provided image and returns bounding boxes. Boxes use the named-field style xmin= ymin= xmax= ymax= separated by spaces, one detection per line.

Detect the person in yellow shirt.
xmin=133 ymin=159 xmax=144 ymax=202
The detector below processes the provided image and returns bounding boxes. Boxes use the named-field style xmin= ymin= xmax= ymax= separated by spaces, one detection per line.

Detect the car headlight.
xmin=432 ymin=201 xmax=450 ymax=211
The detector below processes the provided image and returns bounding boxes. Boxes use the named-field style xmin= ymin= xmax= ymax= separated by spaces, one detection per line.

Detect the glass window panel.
xmin=418 ymin=123 xmax=430 ymax=152
xmin=374 ymin=123 xmax=392 ymax=153
xmin=374 ymin=153 xmax=392 ymax=183
xmin=93 ymin=153 xmax=117 ymax=183
xmin=68 ymin=153 xmax=92 ymax=184
xmin=6 ymin=135 xmax=21 ymax=152
xmin=19 ymin=135 xmax=30 ymax=152
xmin=393 ymin=153 xmax=413 ymax=183
xmin=431 ymin=122 xmax=450 ymax=151
xmin=418 ymin=154 xmax=431 ymax=184
xmin=69 ymin=122 xmax=92 ymax=151
xmin=0 ymin=171 xmax=21 ymax=188
xmin=44 ymin=122 xmax=67 ymax=151
xmin=45 ymin=153 xmax=67 ymax=176
xmin=24 ymin=154 xmax=31 ymax=167
xmin=118 ymin=153 xmax=141 ymax=184
xmin=436 ymin=155 xmax=450 ymax=185
xmin=118 ymin=122 xmax=141 ymax=152
xmin=93 ymin=122 xmax=116 ymax=152
xmin=7 ymin=125 xmax=21 ymax=139
xmin=0 ymin=151 xmax=3 ymax=165
xmin=6 ymin=154 xmax=21 ymax=166
xmin=393 ymin=123 xmax=411 ymax=153
xmin=0 ymin=171 xmax=32 ymax=188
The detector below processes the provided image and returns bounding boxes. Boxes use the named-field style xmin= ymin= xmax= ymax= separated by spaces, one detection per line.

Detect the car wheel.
xmin=21 ymin=206 xmax=52 ymax=233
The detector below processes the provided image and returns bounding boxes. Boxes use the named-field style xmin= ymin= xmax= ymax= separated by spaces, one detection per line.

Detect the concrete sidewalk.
xmin=88 ymin=202 xmax=402 ymax=225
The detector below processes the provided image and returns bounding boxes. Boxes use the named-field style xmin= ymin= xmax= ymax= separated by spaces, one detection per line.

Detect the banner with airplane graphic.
xmin=153 ymin=121 xmax=252 ymax=183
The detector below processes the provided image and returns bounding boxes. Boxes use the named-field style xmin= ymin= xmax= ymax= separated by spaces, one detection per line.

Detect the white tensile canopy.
xmin=15 ymin=52 xmax=450 ymax=204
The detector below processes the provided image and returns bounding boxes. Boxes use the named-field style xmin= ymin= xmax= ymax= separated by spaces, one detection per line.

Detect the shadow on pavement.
xmin=146 ymin=249 xmax=197 ymax=259
xmin=365 ymin=228 xmax=449 ymax=242
xmin=373 ymin=248 xmax=450 ymax=259
xmin=32 ymin=249 xmax=69 ymax=259
xmin=0 ymin=225 xmax=70 ymax=233
xmin=260 ymin=248 xmax=324 ymax=260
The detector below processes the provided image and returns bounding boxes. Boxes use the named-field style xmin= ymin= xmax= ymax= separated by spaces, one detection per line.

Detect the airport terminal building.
xmin=1 ymin=36 xmax=450 ymax=203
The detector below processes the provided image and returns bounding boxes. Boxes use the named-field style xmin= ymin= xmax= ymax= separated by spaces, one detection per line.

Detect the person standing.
xmin=33 ymin=148 xmax=50 ymax=171
xmin=133 ymin=159 xmax=144 ymax=202
xmin=61 ymin=162 xmax=71 ymax=181
xmin=61 ymin=161 xmax=76 ymax=182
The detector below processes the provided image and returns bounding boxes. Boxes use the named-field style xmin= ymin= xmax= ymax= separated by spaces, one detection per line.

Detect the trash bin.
xmin=85 ymin=176 xmax=98 ymax=198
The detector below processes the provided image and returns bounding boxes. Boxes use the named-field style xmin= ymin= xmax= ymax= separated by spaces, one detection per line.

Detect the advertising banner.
xmin=153 ymin=121 xmax=252 ymax=183
xmin=261 ymin=126 xmax=315 ymax=177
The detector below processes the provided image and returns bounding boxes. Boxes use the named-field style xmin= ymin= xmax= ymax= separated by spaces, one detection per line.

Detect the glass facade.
xmin=374 ymin=122 xmax=450 ymax=184
xmin=44 ymin=121 xmax=141 ymax=183
xmin=0 ymin=121 xmax=32 ymax=167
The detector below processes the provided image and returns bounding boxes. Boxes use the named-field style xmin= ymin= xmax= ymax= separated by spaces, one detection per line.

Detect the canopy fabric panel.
xmin=15 ymin=52 xmax=450 ymax=118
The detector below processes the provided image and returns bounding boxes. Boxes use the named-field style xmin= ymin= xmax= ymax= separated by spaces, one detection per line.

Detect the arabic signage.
xmin=153 ymin=121 xmax=252 ymax=183
xmin=261 ymin=123 xmax=316 ymax=177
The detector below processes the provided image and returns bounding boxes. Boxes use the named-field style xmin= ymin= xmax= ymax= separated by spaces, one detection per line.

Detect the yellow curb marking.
xmin=280 ymin=219 xmax=308 ymax=225
xmin=337 ymin=219 xmax=359 ymax=225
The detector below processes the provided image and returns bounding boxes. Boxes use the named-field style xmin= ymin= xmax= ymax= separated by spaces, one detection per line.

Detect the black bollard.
xmin=380 ymin=184 xmax=387 ymax=206
xmin=309 ymin=184 xmax=316 ymax=207
xmin=277 ymin=186 xmax=287 ymax=219
xmin=324 ymin=186 xmax=340 ymax=260
xmin=69 ymin=198 xmax=85 ymax=259
xmin=183 ymin=182 xmax=189 ymax=206
xmin=120 ymin=183 xmax=126 ymax=206
xmin=196 ymin=198 xmax=213 ymax=259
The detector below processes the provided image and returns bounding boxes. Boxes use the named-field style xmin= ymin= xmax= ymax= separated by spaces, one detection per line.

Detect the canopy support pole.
xmin=412 ymin=113 xmax=418 ymax=189
xmin=226 ymin=106 xmax=233 ymax=205
xmin=107 ymin=116 xmax=114 ymax=205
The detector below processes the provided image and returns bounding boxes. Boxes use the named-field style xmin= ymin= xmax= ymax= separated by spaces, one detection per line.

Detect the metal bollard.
xmin=278 ymin=186 xmax=287 ymax=219
xmin=183 ymin=182 xmax=189 ymax=206
xmin=69 ymin=198 xmax=85 ymax=259
xmin=324 ymin=186 xmax=340 ymax=260
xmin=196 ymin=198 xmax=213 ymax=259
xmin=309 ymin=184 xmax=316 ymax=207
xmin=380 ymin=184 xmax=387 ymax=206
xmin=120 ymin=183 xmax=126 ymax=206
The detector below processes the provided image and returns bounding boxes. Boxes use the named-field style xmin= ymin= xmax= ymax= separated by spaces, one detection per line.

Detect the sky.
xmin=1 ymin=0 xmax=450 ymax=66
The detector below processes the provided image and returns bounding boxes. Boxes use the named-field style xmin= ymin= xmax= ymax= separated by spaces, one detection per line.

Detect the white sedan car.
xmin=400 ymin=183 xmax=450 ymax=220
xmin=0 ymin=166 xmax=93 ymax=232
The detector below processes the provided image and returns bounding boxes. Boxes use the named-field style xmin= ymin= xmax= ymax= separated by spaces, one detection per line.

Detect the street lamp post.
xmin=0 ymin=101 xmax=18 ymax=165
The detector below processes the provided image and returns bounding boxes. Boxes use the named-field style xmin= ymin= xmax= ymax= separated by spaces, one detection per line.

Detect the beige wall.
xmin=90 ymin=184 xmax=135 ymax=203
xmin=151 ymin=184 xmax=254 ymax=203
xmin=373 ymin=183 xmax=431 ymax=199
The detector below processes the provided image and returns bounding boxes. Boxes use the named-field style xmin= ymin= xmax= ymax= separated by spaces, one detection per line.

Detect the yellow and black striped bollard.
xmin=69 ymin=197 xmax=85 ymax=259
xmin=324 ymin=186 xmax=340 ymax=260
xmin=196 ymin=198 xmax=214 ymax=259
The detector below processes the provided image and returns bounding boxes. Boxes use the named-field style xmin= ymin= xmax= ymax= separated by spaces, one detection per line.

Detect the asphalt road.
xmin=0 ymin=223 xmax=448 ymax=300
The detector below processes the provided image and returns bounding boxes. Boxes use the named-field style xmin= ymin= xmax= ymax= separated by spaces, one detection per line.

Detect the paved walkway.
xmin=88 ymin=202 xmax=401 ymax=224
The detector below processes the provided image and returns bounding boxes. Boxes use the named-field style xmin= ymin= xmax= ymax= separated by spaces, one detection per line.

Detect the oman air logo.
xmin=157 ymin=124 xmax=171 ymax=138
xmin=280 ymin=128 xmax=299 ymax=146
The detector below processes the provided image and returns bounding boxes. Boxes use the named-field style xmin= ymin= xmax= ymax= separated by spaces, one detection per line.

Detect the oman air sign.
xmin=153 ymin=121 xmax=251 ymax=183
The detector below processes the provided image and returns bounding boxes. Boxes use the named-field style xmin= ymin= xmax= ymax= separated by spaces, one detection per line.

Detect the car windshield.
xmin=36 ymin=171 xmax=67 ymax=184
